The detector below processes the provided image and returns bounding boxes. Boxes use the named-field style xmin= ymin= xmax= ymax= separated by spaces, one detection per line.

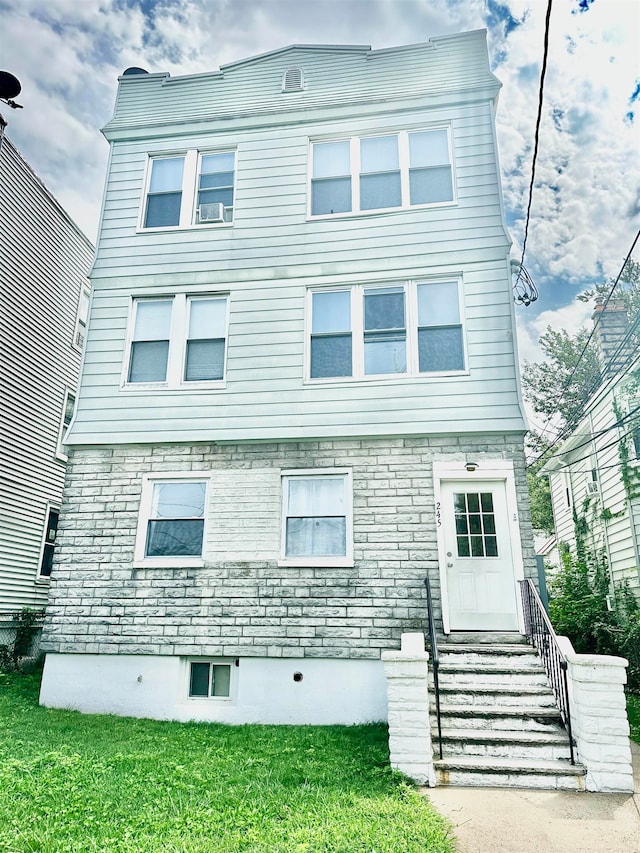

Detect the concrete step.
xmin=436 ymin=704 xmax=563 ymax=733
xmin=438 ymin=668 xmax=550 ymax=688
xmin=441 ymin=632 xmax=529 ymax=645
xmin=438 ymin=643 xmax=536 ymax=657
xmin=436 ymin=728 xmax=573 ymax=761
xmin=435 ymin=683 xmax=557 ymax=708
xmin=434 ymin=755 xmax=586 ymax=790
xmin=439 ymin=659 xmax=546 ymax=674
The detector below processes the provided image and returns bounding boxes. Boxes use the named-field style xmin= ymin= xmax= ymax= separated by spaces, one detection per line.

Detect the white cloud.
xmin=516 ymin=296 xmax=593 ymax=365
xmin=1 ymin=0 xmax=638 ymax=345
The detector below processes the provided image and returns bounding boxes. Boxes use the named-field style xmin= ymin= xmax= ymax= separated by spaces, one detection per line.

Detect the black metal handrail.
xmin=519 ymin=578 xmax=575 ymax=764
xmin=424 ymin=577 xmax=443 ymax=759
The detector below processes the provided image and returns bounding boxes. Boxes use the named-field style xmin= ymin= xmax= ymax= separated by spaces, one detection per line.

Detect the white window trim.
xmin=133 ymin=472 xmax=210 ymax=568
xmin=121 ymin=293 xmax=229 ymax=391
xmin=307 ymin=127 xmax=456 ymax=220
xmin=72 ymin=281 xmax=91 ymax=352
xmin=304 ymin=278 xmax=467 ymax=383
xmin=137 ymin=149 xmax=236 ymax=233
xmin=36 ymin=502 xmax=60 ymax=582
xmin=279 ymin=468 xmax=354 ymax=567
xmin=55 ymin=387 xmax=76 ymax=462
xmin=183 ymin=657 xmax=237 ymax=703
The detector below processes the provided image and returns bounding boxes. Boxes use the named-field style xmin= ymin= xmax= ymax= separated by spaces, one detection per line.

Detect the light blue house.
xmin=38 ymin=31 xmax=615 ymax=789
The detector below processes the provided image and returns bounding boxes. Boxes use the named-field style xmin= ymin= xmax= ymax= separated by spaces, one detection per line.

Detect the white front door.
xmin=441 ymin=479 xmax=518 ymax=631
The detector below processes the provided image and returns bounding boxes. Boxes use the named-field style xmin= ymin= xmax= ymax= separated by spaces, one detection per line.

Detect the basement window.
xmin=188 ymin=661 xmax=232 ymax=698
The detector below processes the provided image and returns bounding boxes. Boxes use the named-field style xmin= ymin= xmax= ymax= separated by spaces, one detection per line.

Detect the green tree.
xmin=526 ymin=464 xmax=554 ymax=533
xmin=522 ymin=327 xmax=600 ymax=431
xmin=522 ymin=260 xmax=640 ymax=439
xmin=549 ymin=543 xmax=640 ymax=692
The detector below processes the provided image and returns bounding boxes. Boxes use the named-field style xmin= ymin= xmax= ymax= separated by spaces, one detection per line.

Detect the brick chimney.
xmin=591 ymin=297 xmax=631 ymax=379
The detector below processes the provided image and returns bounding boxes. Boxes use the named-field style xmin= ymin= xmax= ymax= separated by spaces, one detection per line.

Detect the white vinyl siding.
xmin=104 ymin=34 xmax=496 ymax=132
xmin=69 ymin=33 xmax=525 ymax=445
xmin=0 ymin=137 xmax=93 ymax=610
xmin=547 ymin=384 xmax=640 ymax=595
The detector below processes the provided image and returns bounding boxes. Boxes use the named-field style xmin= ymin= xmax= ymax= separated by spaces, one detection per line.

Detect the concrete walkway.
xmin=425 ymin=741 xmax=640 ymax=853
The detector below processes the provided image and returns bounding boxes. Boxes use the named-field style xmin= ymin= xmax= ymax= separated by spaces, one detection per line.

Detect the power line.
xmin=549 ymin=230 xmax=640 ymax=408
xmin=528 ymin=232 xmax=640 ymax=465
xmin=513 ymin=0 xmax=553 ymax=307
xmin=545 ymin=399 xmax=640 ymax=465
xmin=542 ymin=418 xmax=638 ymax=475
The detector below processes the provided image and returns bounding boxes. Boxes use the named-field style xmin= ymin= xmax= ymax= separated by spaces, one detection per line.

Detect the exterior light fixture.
xmin=465 ymin=461 xmax=479 ymax=472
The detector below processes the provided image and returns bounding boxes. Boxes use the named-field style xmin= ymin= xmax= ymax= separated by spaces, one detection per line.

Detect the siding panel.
xmin=0 ymin=137 xmax=94 ymax=610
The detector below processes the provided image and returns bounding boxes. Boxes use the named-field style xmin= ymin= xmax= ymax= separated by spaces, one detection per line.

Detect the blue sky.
xmin=1 ymin=0 xmax=639 ymax=391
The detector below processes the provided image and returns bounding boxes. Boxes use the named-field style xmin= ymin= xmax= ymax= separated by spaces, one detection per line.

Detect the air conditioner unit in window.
xmin=587 ymin=481 xmax=600 ymax=495
xmin=198 ymin=202 xmax=225 ymax=223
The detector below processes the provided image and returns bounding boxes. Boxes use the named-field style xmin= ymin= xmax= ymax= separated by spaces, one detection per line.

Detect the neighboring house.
xmin=0 ymin=127 xmax=93 ymax=613
xmin=544 ymin=299 xmax=640 ymax=598
xmin=39 ymin=32 xmax=538 ymax=723
xmin=534 ymin=531 xmax=561 ymax=577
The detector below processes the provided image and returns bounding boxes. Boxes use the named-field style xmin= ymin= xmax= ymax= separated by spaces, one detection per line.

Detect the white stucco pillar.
xmin=382 ymin=632 xmax=436 ymax=787
xmin=557 ymin=636 xmax=634 ymax=793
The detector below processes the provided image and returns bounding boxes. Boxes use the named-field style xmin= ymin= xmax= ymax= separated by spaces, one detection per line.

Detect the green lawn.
xmin=628 ymin=694 xmax=640 ymax=744
xmin=0 ymin=670 xmax=453 ymax=853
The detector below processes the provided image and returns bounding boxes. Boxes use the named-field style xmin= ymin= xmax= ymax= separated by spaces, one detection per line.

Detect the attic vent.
xmin=282 ymin=67 xmax=303 ymax=92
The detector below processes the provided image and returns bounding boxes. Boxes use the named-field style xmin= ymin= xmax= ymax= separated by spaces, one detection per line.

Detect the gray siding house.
xmin=0 ymin=130 xmax=93 ymax=613
xmin=544 ymin=300 xmax=640 ymax=597
xmin=40 ymin=32 xmax=539 ymax=727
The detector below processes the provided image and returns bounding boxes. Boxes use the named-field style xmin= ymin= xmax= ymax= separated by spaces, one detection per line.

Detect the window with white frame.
xmin=56 ymin=389 xmax=76 ymax=460
xmin=310 ymin=129 xmax=453 ymax=216
xmin=125 ymin=295 xmax=228 ymax=387
xmin=196 ymin=152 xmax=235 ymax=224
xmin=141 ymin=150 xmax=236 ymax=229
xmin=184 ymin=297 xmax=228 ymax=381
xmin=416 ymin=281 xmax=464 ymax=372
xmin=363 ymin=286 xmax=407 ymax=375
xmin=188 ymin=660 xmax=232 ymax=698
xmin=137 ymin=477 xmax=208 ymax=561
xmin=128 ymin=299 xmax=172 ymax=383
xmin=308 ymin=280 xmax=464 ymax=380
xmin=39 ymin=507 xmax=59 ymax=578
xmin=74 ymin=282 xmax=90 ymax=349
xmin=143 ymin=156 xmax=185 ymax=228
xmin=281 ymin=471 xmax=352 ymax=562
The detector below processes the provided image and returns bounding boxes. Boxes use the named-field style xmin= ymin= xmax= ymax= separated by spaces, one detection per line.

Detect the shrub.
xmin=0 ymin=608 xmax=44 ymax=671
xmin=549 ymin=544 xmax=640 ymax=692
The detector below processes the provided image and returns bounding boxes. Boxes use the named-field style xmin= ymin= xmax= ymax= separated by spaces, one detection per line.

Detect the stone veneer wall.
xmin=42 ymin=434 xmax=535 ymax=659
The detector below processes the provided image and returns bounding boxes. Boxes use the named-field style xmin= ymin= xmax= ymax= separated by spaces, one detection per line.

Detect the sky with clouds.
xmin=1 ymin=0 xmax=639 ymax=386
